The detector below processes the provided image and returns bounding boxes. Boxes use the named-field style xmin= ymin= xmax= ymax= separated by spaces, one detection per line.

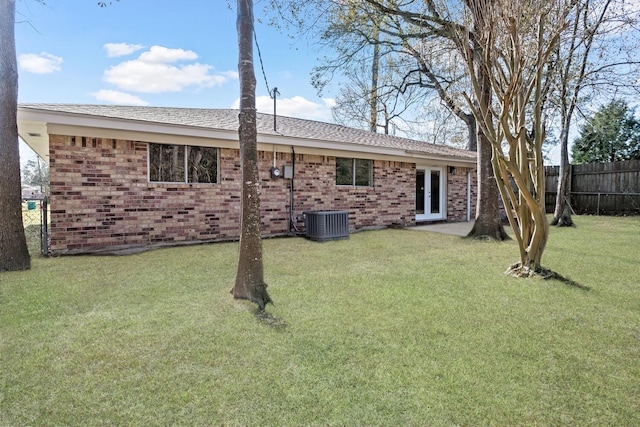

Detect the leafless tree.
xmin=456 ymin=0 xmax=573 ymax=275
xmin=359 ymin=0 xmax=510 ymax=239
xmin=309 ymin=2 xmax=428 ymax=135
xmin=271 ymin=0 xmax=510 ymax=239
xmin=549 ymin=0 xmax=640 ymax=227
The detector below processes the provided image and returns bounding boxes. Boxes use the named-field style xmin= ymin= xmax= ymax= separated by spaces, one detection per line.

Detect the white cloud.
xmin=232 ymin=96 xmax=336 ymax=122
xmin=138 ymin=45 xmax=198 ymax=63
xmin=103 ymin=45 xmax=237 ymax=93
xmin=104 ymin=43 xmax=145 ymax=58
xmin=322 ymin=98 xmax=337 ymax=109
xmin=90 ymin=89 xmax=149 ymax=106
xmin=18 ymin=52 xmax=63 ymax=74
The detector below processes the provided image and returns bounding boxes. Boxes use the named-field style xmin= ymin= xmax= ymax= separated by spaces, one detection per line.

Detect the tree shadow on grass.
xmin=254 ymin=309 xmax=288 ymax=329
xmin=547 ymin=271 xmax=591 ymax=291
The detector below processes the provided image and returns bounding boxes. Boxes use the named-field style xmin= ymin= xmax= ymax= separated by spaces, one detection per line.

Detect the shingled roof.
xmin=18 ymin=103 xmax=476 ymax=162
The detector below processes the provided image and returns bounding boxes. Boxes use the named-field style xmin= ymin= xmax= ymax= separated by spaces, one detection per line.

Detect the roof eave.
xmin=17 ymin=105 xmax=477 ymax=166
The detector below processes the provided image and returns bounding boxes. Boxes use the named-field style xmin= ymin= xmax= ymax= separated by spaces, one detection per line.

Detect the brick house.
xmin=18 ymin=104 xmax=477 ymax=255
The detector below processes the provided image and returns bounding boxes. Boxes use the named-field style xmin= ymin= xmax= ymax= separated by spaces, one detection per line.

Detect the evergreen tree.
xmin=572 ymin=100 xmax=640 ymax=164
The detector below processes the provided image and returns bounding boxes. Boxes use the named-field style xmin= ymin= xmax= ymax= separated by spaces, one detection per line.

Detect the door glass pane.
xmin=416 ymin=170 xmax=425 ymax=214
xmin=430 ymin=170 xmax=440 ymax=214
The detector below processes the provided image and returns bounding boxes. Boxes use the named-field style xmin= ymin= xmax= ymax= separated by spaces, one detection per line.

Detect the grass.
xmin=1 ymin=215 xmax=639 ymax=426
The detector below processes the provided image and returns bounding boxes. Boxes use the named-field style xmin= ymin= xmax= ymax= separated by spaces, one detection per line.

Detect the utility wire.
xmin=253 ymin=28 xmax=282 ymax=133
xmin=253 ymin=29 xmax=274 ymax=99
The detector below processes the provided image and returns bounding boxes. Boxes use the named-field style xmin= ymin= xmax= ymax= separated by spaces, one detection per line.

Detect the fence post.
xmin=41 ymin=197 xmax=49 ymax=256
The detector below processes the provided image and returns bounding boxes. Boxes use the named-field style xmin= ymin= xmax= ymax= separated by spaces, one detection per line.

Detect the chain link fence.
xmin=22 ymin=197 xmax=49 ymax=256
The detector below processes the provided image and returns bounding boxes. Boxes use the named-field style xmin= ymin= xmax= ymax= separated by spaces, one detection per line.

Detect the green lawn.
xmin=1 ymin=216 xmax=639 ymax=426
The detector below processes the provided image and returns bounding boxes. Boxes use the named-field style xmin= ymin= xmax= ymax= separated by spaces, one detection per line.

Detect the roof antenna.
xmin=271 ymin=87 xmax=280 ymax=131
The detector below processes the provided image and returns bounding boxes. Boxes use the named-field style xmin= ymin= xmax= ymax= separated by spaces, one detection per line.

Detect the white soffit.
xmin=17 ymin=106 xmax=477 ymax=166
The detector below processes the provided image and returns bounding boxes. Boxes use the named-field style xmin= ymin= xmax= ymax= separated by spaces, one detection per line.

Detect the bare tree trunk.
xmin=466 ymin=0 xmax=550 ymax=275
xmin=369 ymin=22 xmax=380 ymax=133
xmin=0 ymin=0 xmax=30 ymax=271
xmin=467 ymin=130 xmax=509 ymax=240
xmin=466 ymin=51 xmax=508 ymax=240
xmin=465 ymin=113 xmax=477 ymax=152
xmin=551 ymin=0 xmax=615 ymax=228
xmin=232 ymin=0 xmax=272 ymax=310
xmin=552 ymin=124 xmax=574 ymax=226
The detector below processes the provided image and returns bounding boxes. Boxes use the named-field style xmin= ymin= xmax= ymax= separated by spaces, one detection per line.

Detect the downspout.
xmin=289 ymin=146 xmax=301 ymax=235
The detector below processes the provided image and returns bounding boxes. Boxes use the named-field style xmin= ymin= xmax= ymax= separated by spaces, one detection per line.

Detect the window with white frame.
xmin=149 ymin=143 xmax=218 ymax=183
xmin=336 ymin=157 xmax=373 ymax=186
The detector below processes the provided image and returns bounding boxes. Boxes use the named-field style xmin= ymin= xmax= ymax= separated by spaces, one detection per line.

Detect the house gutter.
xmin=403 ymin=150 xmax=476 ymax=166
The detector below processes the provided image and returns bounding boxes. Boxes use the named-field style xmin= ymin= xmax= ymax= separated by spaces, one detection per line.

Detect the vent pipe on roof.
xmin=271 ymin=87 xmax=280 ymax=131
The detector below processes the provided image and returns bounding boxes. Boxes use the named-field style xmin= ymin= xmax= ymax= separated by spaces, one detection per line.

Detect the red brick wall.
xmin=447 ymin=167 xmax=477 ymax=221
xmin=289 ymin=155 xmax=416 ymax=230
xmin=469 ymin=169 xmax=478 ymax=219
xmin=48 ymin=135 xmax=426 ymax=254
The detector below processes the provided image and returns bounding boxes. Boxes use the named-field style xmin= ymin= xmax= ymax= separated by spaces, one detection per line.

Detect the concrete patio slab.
xmin=410 ymin=221 xmax=474 ymax=236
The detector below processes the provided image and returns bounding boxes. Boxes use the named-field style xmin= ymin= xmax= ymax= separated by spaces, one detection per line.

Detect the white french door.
xmin=416 ymin=167 xmax=445 ymax=221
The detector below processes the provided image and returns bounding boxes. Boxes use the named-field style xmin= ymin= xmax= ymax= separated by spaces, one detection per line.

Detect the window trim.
xmin=148 ymin=143 xmax=219 ymax=184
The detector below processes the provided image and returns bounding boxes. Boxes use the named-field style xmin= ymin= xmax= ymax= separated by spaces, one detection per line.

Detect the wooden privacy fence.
xmin=545 ymin=159 xmax=640 ymax=215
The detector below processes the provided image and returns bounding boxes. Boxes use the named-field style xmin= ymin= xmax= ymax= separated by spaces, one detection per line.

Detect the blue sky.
xmin=16 ymin=1 xmax=640 ymax=166
xmin=11 ymin=0 xmax=566 ymax=167
xmin=16 ymin=1 xmax=333 ymax=116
